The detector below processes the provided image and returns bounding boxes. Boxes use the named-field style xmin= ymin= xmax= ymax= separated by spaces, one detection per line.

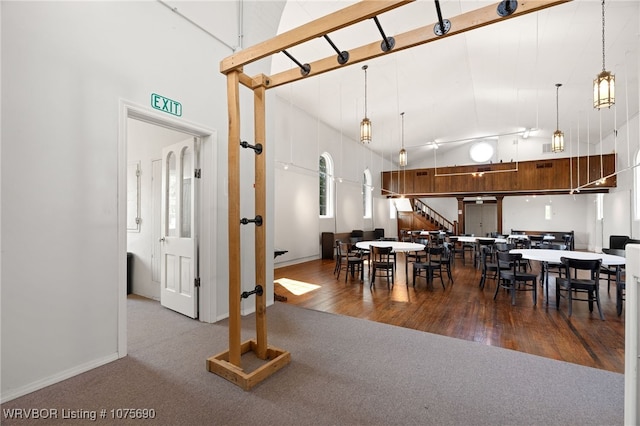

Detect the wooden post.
xmin=457 ymin=197 xmax=465 ymax=234
xmin=207 ymin=73 xmax=290 ymax=390
xmin=254 ymin=80 xmax=267 ymax=359
xmin=496 ymin=196 xmax=504 ymax=235
xmin=227 ymin=70 xmax=242 ymax=367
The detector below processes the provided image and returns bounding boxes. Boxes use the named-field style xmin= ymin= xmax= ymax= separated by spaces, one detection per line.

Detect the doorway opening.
xmin=118 ymin=100 xmax=217 ymax=358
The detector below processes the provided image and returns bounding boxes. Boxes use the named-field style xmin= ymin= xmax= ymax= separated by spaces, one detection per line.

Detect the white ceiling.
xmin=268 ymin=0 xmax=639 ymax=167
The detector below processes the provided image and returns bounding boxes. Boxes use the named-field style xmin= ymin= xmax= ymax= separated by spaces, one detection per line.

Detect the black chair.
xmin=405 ymin=238 xmax=428 ymax=283
xmin=446 ymin=236 xmax=464 ymax=265
xmin=370 ymin=245 xmax=394 ymax=289
xmin=494 ymin=251 xmax=537 ymax=306
xmin=479 ymin=245 xmax=505 ymax=290
xmin=529 ymin=235 xmax=544 ymax=248
xmin=336 ymin=242 xmax=364 ymax=283
xmin=441 ymin=242 xmax=455 ymax=284
xmin=609 ymin=235 xmax=630 ymax=250
xmin=616 ymin=266 xmax=626 ymax=316
xmin=475 ymin=238 xmax=494 ymax=269
xmin=413 ymin=246 xmax=445 ymax=290
xmin=601 ymin=248 xmax=625 ymax=293
xmin=556 ymin=257 xmax=604 ymax=320
xmin=461 ymin=234 xmax=475 ymax=265
xmin=333 ymin=239 xmax=342 ymax=275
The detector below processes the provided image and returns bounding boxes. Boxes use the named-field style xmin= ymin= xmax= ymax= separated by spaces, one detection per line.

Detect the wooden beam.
xmin=220 ymin=0 xmax=414 ymax=74
xmin=264 ymin=0 xmax=571 ymax=89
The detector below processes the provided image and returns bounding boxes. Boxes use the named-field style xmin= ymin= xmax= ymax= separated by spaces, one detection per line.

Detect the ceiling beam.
xmin=260 ymin=0 xmax=571 ymax=89
xmin=220 ymin=0 xmax=414 ymax=74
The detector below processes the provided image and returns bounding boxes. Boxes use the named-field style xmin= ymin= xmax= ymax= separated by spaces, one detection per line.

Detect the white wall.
xmin=0 ymin=0 xmax=283 ymax=402
xmin=272 ymin=94 xmax=396 ymax=266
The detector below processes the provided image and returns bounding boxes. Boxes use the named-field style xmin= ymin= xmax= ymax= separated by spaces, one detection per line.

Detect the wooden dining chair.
xmin=370 ymin=245 xmax=394 ymax=289
xmin=556 ymin=257 xmax=603 ymax=320
xmin=494 ymin=251 xmax=537 ymax=306
xmin=336 ymin=242 xmax=364 ymax=283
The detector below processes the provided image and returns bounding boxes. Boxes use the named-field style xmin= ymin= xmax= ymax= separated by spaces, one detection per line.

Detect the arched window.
xmin=363 ymin=169 xmax=372 ymax=219
xmin=319 ymin=153 xmax=334 ymax=217
xmin=635 ymin=150 xmax=640 ymax=220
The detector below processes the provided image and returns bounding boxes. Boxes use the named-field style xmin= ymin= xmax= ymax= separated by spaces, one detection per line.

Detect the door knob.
xmin=159 ymin=237 xmax=165 ymax=242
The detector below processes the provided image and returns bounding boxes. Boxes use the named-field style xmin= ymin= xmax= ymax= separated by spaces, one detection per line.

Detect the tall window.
xmin=319 ymin=153 xmax=334 ymax=217
xmin=363 ymin=169 xmax=372 ymax=219
xmin=635 ymin=150 xmax=640 ymax=220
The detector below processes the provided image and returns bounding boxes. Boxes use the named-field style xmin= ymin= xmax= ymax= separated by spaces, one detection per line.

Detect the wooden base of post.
xmin=207 ymin=339 xmax=291 ymax=391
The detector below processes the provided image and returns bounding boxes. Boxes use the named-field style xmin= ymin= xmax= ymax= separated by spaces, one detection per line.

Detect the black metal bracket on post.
xmin=373 ymin=16 xmax=395 ymax=52
xmin=323 ymin=35 xmax=349 ymax=65
xmin=240 ymin=285 xmax=264 ymax=299
xmin=240 ymin=140 xmax=263 ymax=155
xmin=282 ymin=50 xmax=311 ymax=76
xmin=497 ymin=0 xmax=517 ymax=17
xmin=240 ymin=215 xmax=263 ymax=226
xmin=433 ymin=0 xmax=451 ymax=36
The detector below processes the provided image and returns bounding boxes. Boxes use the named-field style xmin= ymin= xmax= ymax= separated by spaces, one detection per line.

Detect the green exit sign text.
xmin=151 ymin=93 xmax=182 ymax=117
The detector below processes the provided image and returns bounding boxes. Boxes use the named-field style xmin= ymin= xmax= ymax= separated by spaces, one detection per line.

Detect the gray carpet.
xmin=1 ymin=296 xmax=623 ymax=425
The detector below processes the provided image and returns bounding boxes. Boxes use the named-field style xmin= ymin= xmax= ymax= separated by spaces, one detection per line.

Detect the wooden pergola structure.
xmin=206 ymin=0 xmax=571 ymax=390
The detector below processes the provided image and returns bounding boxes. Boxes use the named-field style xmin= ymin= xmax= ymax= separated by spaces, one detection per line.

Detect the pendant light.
xmin=399 ymin=112 xmax=407 ymax=167
xmin=593 ymin=0 xmax=615 ymax=109
xmin=360 ymin=65 xmax=372 ymax=144
xmin=552 ymin=83 xmax=565 ymax=153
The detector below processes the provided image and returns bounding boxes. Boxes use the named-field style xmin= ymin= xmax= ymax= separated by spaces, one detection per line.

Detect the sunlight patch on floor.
xmin=274 ymin=278 xmax=321 ymax=295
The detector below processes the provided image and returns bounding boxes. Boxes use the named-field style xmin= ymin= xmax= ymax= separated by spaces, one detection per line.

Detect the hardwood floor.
xmin=274 ymin=252 xmax=625 ymax=373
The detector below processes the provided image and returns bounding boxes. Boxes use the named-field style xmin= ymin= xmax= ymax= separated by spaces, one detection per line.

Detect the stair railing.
xmin=412 ymin=199 xmax=457 ymax=234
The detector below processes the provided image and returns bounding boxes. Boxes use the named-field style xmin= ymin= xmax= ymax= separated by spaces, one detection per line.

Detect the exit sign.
xmin=151 ymin=93 xmax=182 ymax=117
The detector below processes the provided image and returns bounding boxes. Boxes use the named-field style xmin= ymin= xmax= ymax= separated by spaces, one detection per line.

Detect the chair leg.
xmin=595 ymin=289 xmax=605 ymax=320
xmin=511 ymin=279 xmax=516 ymax=305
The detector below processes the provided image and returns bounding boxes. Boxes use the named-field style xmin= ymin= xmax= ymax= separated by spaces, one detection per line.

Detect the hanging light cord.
xmin=363 ymin=65 xmax=368 ymax=118
xmin=401 ymin=112 xmax=405 ymax=149
xmin=601 ymin=0 xmax=606 ymax=72
xmin=555 ymin=84 xmax=560 ymax=130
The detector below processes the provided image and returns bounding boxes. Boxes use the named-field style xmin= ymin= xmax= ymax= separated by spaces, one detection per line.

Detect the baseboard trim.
xmin=0 ymin=353 xmax=119 ymax=403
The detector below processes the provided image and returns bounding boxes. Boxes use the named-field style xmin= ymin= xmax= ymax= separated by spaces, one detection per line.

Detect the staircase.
xmin=397 ymin=199 xmax=457 ymax=235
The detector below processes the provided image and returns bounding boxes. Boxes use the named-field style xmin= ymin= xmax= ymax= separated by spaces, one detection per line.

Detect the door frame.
xmin=118 ymin=99 xmax=217 ymax=358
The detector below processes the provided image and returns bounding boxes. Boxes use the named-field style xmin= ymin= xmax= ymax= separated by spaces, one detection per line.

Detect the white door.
xmin=160 ymin=138 xmax=199 ymax=318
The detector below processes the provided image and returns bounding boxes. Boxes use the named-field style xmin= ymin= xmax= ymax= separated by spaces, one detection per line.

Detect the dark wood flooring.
xmin=274 ymin=252 xmax=625 ymax=373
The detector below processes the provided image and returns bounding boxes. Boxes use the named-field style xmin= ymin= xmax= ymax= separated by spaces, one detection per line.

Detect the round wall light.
xmin=469 ymin=141 xmax=494 ymax=163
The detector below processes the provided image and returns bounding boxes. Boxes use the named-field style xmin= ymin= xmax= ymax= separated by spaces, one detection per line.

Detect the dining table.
xmin=356 ymin=240 xmax=426 ymax=279
xmin=510 ymin=248 xmax=626 ymax=304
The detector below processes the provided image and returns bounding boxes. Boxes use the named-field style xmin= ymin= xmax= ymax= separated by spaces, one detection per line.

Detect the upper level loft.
xmin=381 ymin=153 xmax=616 ymax=198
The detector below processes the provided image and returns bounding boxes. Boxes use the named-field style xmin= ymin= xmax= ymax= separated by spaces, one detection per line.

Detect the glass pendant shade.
xmin=360 ymin=117 xmax=372 ymax=143
xmin=552 ymin=130 xmax=564 ymax=153
xmin=399 ymin=148 xmax=407 ymax=167
xmin=593 ymin=70 xmax=615 ymax=109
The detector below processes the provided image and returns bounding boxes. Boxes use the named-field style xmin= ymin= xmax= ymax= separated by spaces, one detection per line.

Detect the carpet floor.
xmin=1 ymin=295 xmax=623 ymax=425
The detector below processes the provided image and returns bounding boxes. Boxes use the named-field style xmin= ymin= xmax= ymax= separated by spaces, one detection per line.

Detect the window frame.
xmin=319 ymin=152 xmax=334 ymax=218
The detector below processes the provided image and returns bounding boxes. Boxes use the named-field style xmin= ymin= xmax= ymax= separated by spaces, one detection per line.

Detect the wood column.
xmin=496 ymin=196 xmax=504 ymax=235
xmin=227 ymin=71 xmax=242 ymax=367
xmin=456 ymin=197 xmax=465 ymax=234
xmin=254 ymin=82 xmax=267 ymax=359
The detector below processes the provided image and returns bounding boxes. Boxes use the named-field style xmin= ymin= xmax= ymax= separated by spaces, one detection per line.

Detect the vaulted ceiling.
xmin=269 ymin=0 xmax=639 ymax=167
